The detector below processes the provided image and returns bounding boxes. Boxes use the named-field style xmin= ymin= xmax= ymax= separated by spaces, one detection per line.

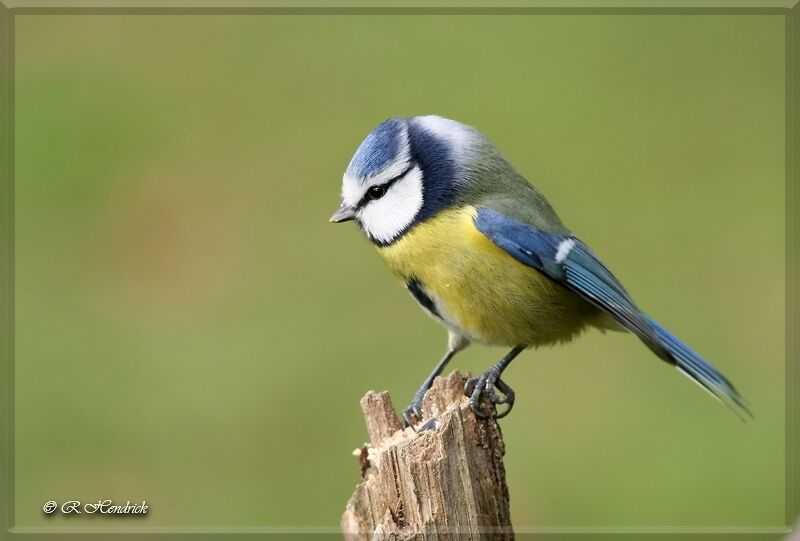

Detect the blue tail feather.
xmin=644 ymin=315 xmax=750 ymax=418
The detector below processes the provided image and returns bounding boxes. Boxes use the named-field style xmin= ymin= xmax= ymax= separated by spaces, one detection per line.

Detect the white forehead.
xmin=341 ymin=130 xmax=411 ymax=206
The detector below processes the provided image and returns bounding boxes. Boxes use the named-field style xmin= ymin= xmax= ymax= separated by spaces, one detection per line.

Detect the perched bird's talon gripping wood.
xmin=341 ymin=371 xmax=513 ymax=540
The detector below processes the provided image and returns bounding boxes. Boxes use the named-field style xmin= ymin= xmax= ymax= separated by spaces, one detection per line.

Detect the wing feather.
xmin=474 ymin=206 xmax=748 ymax=416
xmin=475 ymin=207 xmax=666 ymax=358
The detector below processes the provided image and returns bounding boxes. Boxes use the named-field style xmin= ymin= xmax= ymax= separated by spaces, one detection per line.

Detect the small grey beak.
xmin=330 ymin=203 xmax=357 ymax=223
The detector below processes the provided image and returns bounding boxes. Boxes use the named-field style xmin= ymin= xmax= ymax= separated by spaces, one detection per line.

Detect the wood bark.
xmin=341 ymin=371 xmax=513 ymax=540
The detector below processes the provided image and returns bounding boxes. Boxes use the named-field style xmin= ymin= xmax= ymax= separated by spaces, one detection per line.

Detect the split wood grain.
xmin=341 ymin=371 xmax=513 ymax=540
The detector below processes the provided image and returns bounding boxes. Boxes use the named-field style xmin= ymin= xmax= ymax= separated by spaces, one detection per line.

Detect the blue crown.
xmin=346 ymin=118 xmax=406 ymax=182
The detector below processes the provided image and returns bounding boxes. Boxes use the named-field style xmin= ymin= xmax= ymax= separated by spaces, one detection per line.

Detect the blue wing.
xmin=474 ymin=207 xmax=749 ymax=416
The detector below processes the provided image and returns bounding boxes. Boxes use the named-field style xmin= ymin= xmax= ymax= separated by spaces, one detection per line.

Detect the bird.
xmin=330 ymin=115 xmax=749 ymax=426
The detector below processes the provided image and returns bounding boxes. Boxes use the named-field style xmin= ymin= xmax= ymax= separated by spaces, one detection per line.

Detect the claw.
xmin=464 ymin=376 xmax=479 ymax=397
xmin=492 ymin=379 xmax=515 ymax=418
xmin=401 ymin=406 xmax=421 ymax=428
xmin=465 ymin=370 xmax=516 ymax=420
xmin=401 ymin=392 xmax=425 ymax=427
xmin=493 ymin=378 xmax=515 ymax=405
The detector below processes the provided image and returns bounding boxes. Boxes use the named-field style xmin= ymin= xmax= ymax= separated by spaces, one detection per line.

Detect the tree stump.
xmin=341 ymin=371 xmax=513 ymax=540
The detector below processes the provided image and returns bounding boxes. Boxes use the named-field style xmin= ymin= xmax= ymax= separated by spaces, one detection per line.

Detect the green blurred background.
xmin=13 ymin=13 xmax=785 ymax=529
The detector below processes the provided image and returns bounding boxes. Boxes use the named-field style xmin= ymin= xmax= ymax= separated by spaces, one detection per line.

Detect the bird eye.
xmin=367 ymin=185 xmax=387 ymax=200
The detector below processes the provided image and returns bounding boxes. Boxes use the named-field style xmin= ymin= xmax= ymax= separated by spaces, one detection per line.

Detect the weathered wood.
xmin=341 ymin=371 xmax=513 ymax=540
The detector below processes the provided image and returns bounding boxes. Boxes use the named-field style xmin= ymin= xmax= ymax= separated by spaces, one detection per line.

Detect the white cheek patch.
xmin=357 ymin=166 xmax=424 ymax=244
xmin=341 ymin=173 xmax=365 ymax=208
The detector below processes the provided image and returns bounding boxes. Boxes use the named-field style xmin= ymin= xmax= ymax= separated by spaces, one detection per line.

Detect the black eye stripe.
xmin=356 ymin=163 xmax=414 ymax=209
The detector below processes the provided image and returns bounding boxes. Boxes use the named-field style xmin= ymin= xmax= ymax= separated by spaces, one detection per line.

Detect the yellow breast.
xmin=377 ymin=206 xmax=597 ymax=347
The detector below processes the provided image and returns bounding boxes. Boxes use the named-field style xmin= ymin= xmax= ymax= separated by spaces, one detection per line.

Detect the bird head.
xmin=330 ymin=116 xmax=486 ymax=245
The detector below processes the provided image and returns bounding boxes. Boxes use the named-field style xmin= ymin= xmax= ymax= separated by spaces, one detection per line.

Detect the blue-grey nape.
xmin=346 ymin=118 xmax=407 ymax=182
xmin=406 ymin=119 xmax=460 ymax=225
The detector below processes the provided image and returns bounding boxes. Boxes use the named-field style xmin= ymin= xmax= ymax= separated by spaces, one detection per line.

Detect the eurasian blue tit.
xmin=331 ymin=116 xmax=748 ymax=425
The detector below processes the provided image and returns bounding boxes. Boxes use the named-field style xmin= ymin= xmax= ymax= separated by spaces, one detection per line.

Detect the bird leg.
xmin=466 ymin=346 xmax=525 ymax=419
xmin=401 ymin=348 xmax=456 ymax=427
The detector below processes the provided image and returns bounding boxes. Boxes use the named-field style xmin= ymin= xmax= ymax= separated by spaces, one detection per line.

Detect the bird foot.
xmin=401 ymin=391 xmax=426 ymax=427
xmin=465 ymin=369 xmax=516 ymax=419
